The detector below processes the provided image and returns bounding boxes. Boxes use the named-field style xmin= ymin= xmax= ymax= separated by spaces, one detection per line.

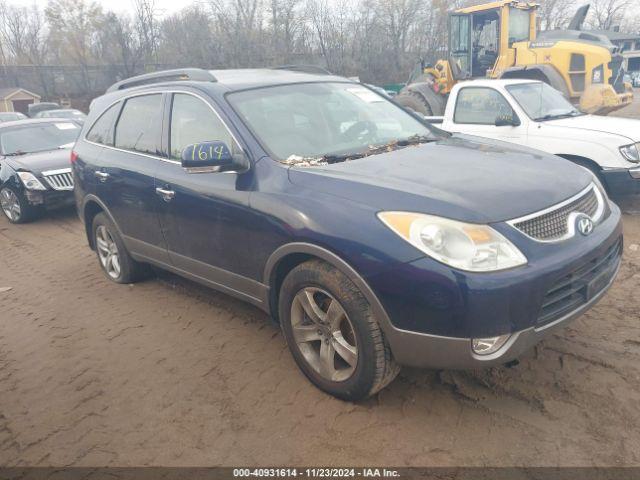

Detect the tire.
xmin=0 ymin=186 xmax=40 ymax=224
xmin=396 ymin=90 xmax=434 ymax=116
xmin=92 ymin=212 xmax=147 ymax=284
xmin=279 ymin=259 xmax=399 ymax=401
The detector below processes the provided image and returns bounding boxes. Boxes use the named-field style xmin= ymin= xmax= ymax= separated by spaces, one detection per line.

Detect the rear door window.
xmin=86 ymin=102 xmax=121 ymax=146
xmin=114 ymin=94 xmax=162 ymax=155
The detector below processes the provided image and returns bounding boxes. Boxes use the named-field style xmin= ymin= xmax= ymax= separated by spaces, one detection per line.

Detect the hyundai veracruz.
xmin=71 ymin=69 xmax=622 ymax=401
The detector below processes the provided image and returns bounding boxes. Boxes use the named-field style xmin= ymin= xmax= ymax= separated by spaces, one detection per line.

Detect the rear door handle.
xmin=155 ymin=187 xmax=175 ymax=202
xmin=94 ymin=170 xmax=110 ymax=182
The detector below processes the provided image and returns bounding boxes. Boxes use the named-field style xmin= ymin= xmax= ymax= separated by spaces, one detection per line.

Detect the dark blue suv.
xmin=72 ymin=68 xmax=623 ymax=400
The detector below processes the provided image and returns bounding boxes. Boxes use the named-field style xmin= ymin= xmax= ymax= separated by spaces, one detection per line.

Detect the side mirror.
xmin=495 ymin=113 xmax=521 ymax=127
xmin=181 ymin=141 xmax=246 ymax=173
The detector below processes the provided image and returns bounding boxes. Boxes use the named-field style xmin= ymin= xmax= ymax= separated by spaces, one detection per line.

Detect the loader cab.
xmin=449 ymin=1 xmax=537 ymax=78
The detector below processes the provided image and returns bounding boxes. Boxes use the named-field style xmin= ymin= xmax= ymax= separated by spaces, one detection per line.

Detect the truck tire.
xmin=279 ymin=259 xmax=400 ymax=401
xmin=396 ymin=90 xmax=436 ymax=116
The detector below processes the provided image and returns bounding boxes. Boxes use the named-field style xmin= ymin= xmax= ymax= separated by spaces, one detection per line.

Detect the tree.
xmin=588 ymin=0 xmax=631 ymax=30
xmin=158 ymin=6 xmax=221 ymax=67
xmin=268 ymin=0 xmax=301 ymax=63
xmin=45 ymin=0 xmax=104 ymax=94
xmin=96 ymin=12 xmax=142 ymax=78
xmin=134 ymin=0 xmax=159 ymax=64
xmin=537 ymin=0 xmax=577 ymax=30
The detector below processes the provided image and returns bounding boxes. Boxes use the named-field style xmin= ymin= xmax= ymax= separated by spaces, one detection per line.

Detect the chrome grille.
xmin=510 ymin=185 xmax=603 ymax=242
xmin=42 ymin=168 xmax=74 ymax=191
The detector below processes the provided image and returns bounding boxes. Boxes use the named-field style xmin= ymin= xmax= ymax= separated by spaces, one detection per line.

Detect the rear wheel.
xmin=279 ymin=260 xmax=399 ymax=401
xmin=0 ymin=186 xmax=39 ymax=224
xmin=92 ymin=212 xmax=147 ymax=283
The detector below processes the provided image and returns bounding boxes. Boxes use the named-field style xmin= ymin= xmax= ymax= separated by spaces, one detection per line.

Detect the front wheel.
xmin=279 ymin=260 xmax=399 ymax=401
xmin=0 ymin=186 xmax=39 ymax=224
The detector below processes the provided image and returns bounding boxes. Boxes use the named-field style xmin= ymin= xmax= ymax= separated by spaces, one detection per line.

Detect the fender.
xmin=263 ymin=242 xmax=396 ymax=335
xmin=501 ymin=65 xmax=570 ymax=98
xmin=263 ymin=242 xmax=461 ymax=366
xmin=80 ymin=194 xmax=122 ymax=248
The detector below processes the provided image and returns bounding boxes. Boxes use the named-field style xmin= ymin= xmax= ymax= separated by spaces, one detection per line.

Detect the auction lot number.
xmin=233 ymin=468 xmax=400 ymax=478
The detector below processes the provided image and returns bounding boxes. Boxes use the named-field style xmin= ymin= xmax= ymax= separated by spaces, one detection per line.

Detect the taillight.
xmin=70 ymin=150 xmax=79 ymax=164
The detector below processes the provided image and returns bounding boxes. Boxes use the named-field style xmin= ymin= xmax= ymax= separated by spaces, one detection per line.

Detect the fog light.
xmin=471 ymin=334 xmax=511 ymax=355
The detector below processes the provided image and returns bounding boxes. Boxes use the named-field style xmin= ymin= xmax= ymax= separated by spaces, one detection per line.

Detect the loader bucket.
xmin=579 ymin=83 xmax=633 ymax=115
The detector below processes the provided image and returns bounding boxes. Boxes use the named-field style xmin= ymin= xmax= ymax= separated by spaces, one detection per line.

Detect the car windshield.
xmin=228 ymin=82 xmax=439 ymax=162
xmin=0 ymin=112 xmax=26 ymax=122
xmin=0 ymin=122 xmax=81 ymax=155
xmin=46 ymin=110 xmax=86 ymax=119
xmin=506 ymin=82 xmax=583 ymax=121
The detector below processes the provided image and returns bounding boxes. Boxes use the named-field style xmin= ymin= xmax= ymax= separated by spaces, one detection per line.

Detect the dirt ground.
xmin=1 ymin=95 xmax=640 ymax=468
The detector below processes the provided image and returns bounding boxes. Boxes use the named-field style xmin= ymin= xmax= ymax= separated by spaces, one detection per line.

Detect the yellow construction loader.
xmin=396 ymin=1 xmax=633 ymax=116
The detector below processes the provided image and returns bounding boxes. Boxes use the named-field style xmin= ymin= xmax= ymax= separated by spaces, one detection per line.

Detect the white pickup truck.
xmin=425 ymin=79 xmax=640 ymax=196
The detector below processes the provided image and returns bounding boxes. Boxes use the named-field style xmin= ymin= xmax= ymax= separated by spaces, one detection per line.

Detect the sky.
xmin=3 ymin=0 xmax=190 ymax=16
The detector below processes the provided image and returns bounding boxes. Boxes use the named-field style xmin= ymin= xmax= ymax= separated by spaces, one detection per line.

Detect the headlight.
xmin=17 ymin=171 xmax=47 ymax=191
xmin=591 ymin=64 xmax=604 ymax=84
xmin=620 ymin=143 xmax=640 ymax=163
xmin=378 ymin=212 xmax=527 ymax=272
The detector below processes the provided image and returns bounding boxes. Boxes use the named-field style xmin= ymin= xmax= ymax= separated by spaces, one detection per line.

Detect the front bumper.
xmin=25 ymin=189 xmax=75 ymax=209
xmin=381 ymin=257 xmax=620 ymax=369
xmin=365 ymin=202 xmax=623 ymax=369
xmin=601 ymin=167 xmax=640 ymax=196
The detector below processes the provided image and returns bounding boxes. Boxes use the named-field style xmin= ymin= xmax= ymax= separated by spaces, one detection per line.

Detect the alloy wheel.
xmin=0 ymin=188 xmax=21 ymax=222
xmin=96 ymin=225 xmax=121 ymax=279
xmin=290 ymin=287 xmax=358 ymax=382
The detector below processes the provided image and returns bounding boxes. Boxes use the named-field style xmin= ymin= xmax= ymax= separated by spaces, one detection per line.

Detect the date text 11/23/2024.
xmin=233 ymin=468 xmax=401 ymax=478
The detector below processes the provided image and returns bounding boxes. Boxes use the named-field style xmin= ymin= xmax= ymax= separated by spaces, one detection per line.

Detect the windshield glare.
xmin=506 ymin=82 xmax=580 ymax=120
xmin=0 ymin=113 xmax=25 ymax=122
xmin=228 ymin=82 xmax=436 ymax=161
xmin=0 ymin=122 xmax=81 ymax=155
xmin=46 ymin=110 xmax=86 ymax=118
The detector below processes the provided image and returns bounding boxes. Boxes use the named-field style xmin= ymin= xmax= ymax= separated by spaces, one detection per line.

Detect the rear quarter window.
xmin=86 ymin=102 xmax=121 ymax=146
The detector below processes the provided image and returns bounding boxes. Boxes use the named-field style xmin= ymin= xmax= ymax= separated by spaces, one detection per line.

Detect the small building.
xmin=584 ymin=29 xmax=640 ymax=74
xmin=0 ymin=87 xmax=41 ymax=115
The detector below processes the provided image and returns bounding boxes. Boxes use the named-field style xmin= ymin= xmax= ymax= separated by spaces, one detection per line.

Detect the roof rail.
xmin=273 ymin=65 xmax=333 ymax=75
xmin=106 ymin=68 xmax=217 ymax=93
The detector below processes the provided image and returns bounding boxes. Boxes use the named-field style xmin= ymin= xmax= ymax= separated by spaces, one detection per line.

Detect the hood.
xmin=288 ymin=135 xmax=593 ymax=224
xmin=545 ymin=114 xmax=639 ymax=143
xmin=4 ymin=148 xmax=71 ymax=175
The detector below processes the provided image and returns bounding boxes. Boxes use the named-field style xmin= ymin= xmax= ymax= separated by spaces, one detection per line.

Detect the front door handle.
xmin=94 ymin=170 xmax=110 ymax=182
xmin=155 ymin=187 xmax=175 ymax=202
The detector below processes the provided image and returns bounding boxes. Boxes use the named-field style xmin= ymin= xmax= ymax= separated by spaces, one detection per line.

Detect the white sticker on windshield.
xmin=55 ymin=123 xmax=77 ymax=130
xmin=346 ymin=87 xmax=384 ymax=103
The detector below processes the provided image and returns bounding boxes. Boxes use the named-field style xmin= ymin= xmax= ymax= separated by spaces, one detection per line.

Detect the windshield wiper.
xmin=323 ymin=135 xmax=435 ymax=163
xmin=395 ymin=134 xmax=436 ymax=146
xmin=4 ymin=151 xmax=26 ymax=156
xmin=284 ymin=135 xmax=436 ymax=166
xmin=534 ymin=111 xmax=582 ymax=121
xmin=322 ymin=151 xmax=368 ymax=163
